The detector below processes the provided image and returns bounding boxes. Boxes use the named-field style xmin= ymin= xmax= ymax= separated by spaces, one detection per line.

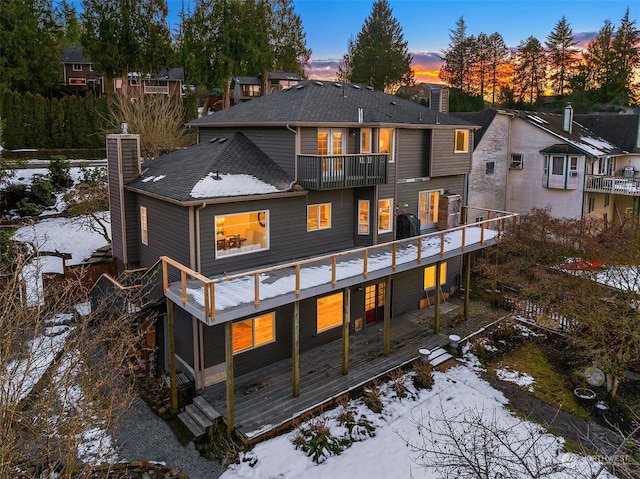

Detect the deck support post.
xmin=342 ymin=287 xmax=350 ymax=375
xmin=166 ymin=299 xmax=178 ymax=413
xmin=225 ymin=321 xmax=235 ymax=436
xmin=463 ymin=252 xmax=471 ymax=321
xmin=383 ymin=276 xmax=391 ymax=356
xmin=292 ymin=301 xmax=300 ymax=397
xmin=434 ymin=261 xmax=441 ymax=333
xmin=192 ymin=317 xmax=202 ymax=392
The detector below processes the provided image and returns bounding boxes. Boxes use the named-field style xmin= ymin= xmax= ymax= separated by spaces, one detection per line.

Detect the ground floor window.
xmin=215 ymin=210 xmax=268 ymax=257
xmin=317 ymin=292 xmax=343 ymax=332
xmin=307 ymin=203 xmax=331 ymax=230
xmin=233 ymin=313 xmax=275 ymax=353
xmin=424 ymin=262 xmax=447 ymax=290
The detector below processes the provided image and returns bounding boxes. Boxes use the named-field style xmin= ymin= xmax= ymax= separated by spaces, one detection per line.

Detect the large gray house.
xmin=105 ymin=80 xmax=515 ymax=440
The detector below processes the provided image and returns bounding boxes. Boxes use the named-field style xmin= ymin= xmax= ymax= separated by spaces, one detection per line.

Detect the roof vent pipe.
xmin=121 ymin=123 xmax=128 ymax=134
xmin=563 ymin=103 xmax=573 ymax=134
xmin=358 ymin=108 xmax=364 ymax=123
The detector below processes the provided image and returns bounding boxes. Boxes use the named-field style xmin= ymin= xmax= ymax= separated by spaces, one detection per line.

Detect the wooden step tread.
xmin=193 ymin=395 xmax=222 ymax=422
xmin=185 ymin=403 xmax=214 ymax=430
xmin=178 ymin=411 xmax=205 ymax=438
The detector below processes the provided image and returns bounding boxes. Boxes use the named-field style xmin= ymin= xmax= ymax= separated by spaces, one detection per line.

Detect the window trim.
xmin=378 ymin=198 xmax=393 ymax=234
xmin=510 ymin=154 xmax=523 ymax=169
xmin=454 ymin=129 xmax=469 ymax=153
xmin=307 ymin=203 xmax=332 ymax=231
xmin=318 ymin=128 xmax=346 ymax=156
xmin=232 ymin=313 xmax=275 ymax=354
xmin=72 ymin=63 xmax=82 ymax=71
xmin=215 ymin=209 xmax=269 ymax=258
xmin=140 ymin=206 xmax=148 ymax=245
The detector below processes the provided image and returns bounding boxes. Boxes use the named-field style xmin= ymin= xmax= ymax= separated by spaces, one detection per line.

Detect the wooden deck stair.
xmin=178 ymin=395 xmax=222 ymax=438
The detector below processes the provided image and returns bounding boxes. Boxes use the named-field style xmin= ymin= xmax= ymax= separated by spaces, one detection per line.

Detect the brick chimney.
xmin=106 ymin=132 xmax=141 ymax=272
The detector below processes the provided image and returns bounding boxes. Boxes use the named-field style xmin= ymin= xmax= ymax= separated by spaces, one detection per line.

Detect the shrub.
xmin=29 ymin=174 xmax=54 ymax=207
xmin=413 ymin=361 xmax=435 ymax=390
xmin=391 ymin=369 xmax=408 ymax=399
xmin=293 ymin=416 xmax=349 ymax=464
xmin=1 ymin=183 xmax=27 ymax=211
xmin=363 ymin=381 xmax=383 ymax=413
xmin=18 ymin=198 xmax=42 ymax=217
xmin=48 ymin=156 xmax=73 ymax=189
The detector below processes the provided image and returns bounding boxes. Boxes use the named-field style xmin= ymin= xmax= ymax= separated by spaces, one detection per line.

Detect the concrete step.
xmin=178 ymin=411 xmax=205 ymax=438
xmin=193 ymin=395 xmax=222 ymax=422
xmin=429 ymin=347 xmax=453 ymax=367
xmin=185 ymin=403 xmax=214 ymax=431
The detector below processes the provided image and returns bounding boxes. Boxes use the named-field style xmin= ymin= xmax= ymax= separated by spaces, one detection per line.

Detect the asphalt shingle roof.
xmin=126 ymin=132 xmax=295 ymax=202
xmin=189 ymin=80 xmax=475 ymax=128
xmin=575 ymin=113 xmax=639 ymax=153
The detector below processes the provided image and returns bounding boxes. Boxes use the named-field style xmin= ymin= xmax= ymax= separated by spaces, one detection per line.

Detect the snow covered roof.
xmin=126 ymin=132 xmax=295 ymax=202
xmin=507 ymin=109 xmax=625 ymax=157
xmin=575 ymin=113 xmax=640 ymax=153
xmin=189 ymin=80 xmax=475 ymax=128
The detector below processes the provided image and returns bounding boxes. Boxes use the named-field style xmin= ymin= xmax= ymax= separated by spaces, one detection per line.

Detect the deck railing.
xmin=297 ymin=153 xmax=388 ymax=190
xmin=161 ymin=207 xmax=518 ymax=325
xmin=585 ymin=175 xmax=640 ymax=196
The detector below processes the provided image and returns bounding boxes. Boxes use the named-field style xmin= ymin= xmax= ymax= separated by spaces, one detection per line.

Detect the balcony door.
xmin=318 ymin=129 xmax=345 ymax=176
xmin=365 ymin=282 xmax=385 ymax=325
xmin=418 ymin=190 xmax=440 ymax=230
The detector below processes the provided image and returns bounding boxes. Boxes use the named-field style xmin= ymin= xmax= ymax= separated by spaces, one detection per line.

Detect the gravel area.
xmin=112 ymin=398 xmax=224 ymax=479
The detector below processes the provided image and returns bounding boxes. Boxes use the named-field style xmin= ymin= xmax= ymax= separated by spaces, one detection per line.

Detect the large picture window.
xmin=378 ymin=198 xmax=393 ymax=234
xmin=215 ymin=210 xmax=269 ymax=257
xmin=317 ymin=292 xmax=343 ymax=332
xmin=140 ymin=206 xmax=148 ymax=245
xmin=308 ymin=203 xmax=331 ymax=231
xmin=233 ymin=313 xmax=275 ymax=353
xmin=424 ymin=263 xmax=447 ymax=290
xmin=358 ymin=200 xmax=370 ymax=235
xmin=454 ymin=129 xmax=469 ymax=153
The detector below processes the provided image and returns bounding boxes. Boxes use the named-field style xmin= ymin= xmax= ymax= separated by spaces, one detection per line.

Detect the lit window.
xmin=307 ymin=203 xmax=331 ymax=231
xmin=454 ymin=130 xmax=469 ymax=153
xmin=241 ymin=84 xmax=261 ymax=97
xmin=318 ymin=129 xmax=345 ymax=155
xmin=424 ymin=263 xmax=447 ymax=290
xmin=140 ymin=206 xmax=148 ymax=245
xmin=485 ymin=161 xmax=495 ymax=175
xmin=378 ymin=198 xmax=393 ymax=234
xmin=358 ymin=200 xmax=369 ymax=235
xmin=317 ymin=292 xmax=343 ymax=332
xmin=215 ymin=210 xmax=268 ymax=257
xmin=360 ymin=128 xmax=372 ymax=153
xmin=379 ymin=128 xmax=395 ymax=162
xmin=233 ymin=313 xmax=275 ymax=353
xmin=418 ymin=190 xmax=440 ymax=230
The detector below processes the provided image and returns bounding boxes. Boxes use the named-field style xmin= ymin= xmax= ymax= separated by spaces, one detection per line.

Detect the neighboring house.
xmin=231 ymin=72 xmax=303 ymax=104
xmin=453 ymin=106 xmax=626 ymax=221
xmin=60 ymin=46 xmax=103 ymax=96
xmin=105 ymin=80 xmax=514 ymax=438
xmin=396 ymin=82 xmax=450 ymax=112
xmin=574 ymin=113 xmax=640 ymax=221
xmin=114 ymin=68 xmax=185 ymax=99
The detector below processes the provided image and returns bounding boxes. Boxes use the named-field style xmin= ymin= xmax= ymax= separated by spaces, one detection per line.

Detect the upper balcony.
xmin=585 ymin=175 xmax=640 ymax=196
xmin=296 ymin=153 xmax=388 ymax=190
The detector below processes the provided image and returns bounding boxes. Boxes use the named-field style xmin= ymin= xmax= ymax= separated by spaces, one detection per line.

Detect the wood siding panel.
xmin=397 ymin=129 xmax=428 ymax=179
xmin=174 ymin=306 xmax=194 ymax=368
xmin=431 ymin=129 xmax=472 ymax=177
xmin=138 ymin=196 xmax=191 ymax=269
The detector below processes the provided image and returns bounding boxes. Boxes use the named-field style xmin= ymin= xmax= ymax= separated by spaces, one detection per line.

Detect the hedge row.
xmin=1 ymin=149 xmax=107 ymax=160
xmin=1 ymin=90 xmax=109 ymax=150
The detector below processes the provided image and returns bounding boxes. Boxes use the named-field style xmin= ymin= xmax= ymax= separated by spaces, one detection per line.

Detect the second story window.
xmin=72 ymin=63 xmax=82 ymax=71
xmin=358 ymin=200 xmax=369 ymax=235
xmin=307 ymin=203 xmax=331 ymax=231
xmin=552 ymin=156 xmax=564 ymax=175
xmin=378 ymin=198 xmax=393 ymax=234
xmin=510 ymin=154 xmax=523 ymax=169
xmin=454 ymin=129 xmax=469 ymax=153
xmin=485 ymin=161 xmax=495 ymax=175
xmin=140 ymin=206 xmax=148 ymax=245
xmin=215 ymin=210 xmax=269 ymax=257
xmin=379 ymin=128 xmax=395 ymax=162
xmin=360 ymin=128 xmax=372 ymax=154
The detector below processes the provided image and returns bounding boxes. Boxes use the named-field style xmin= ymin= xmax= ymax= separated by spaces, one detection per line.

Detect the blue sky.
xmin=105 ymin=0 xmax=639 ymax=81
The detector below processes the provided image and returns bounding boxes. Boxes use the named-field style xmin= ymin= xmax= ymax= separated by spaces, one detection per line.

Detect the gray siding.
xmin=174 ymin=306 xmax=194 ymax=368
xmin=138 ymin=196 xmax=191 ymax=269
xmin=199 ymin=127 xmax=297 ymax=177
xmin=397 ymin=129 xmax=429 ymax=179
xmin=431 ymin=129 xmax=472 ymax=177
xmin=198 ymin=191 xmax=355 ymax=277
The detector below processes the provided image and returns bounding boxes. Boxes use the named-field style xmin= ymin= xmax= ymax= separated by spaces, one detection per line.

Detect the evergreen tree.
xmin=471 ymin=33 xmax=490 ymax=98
xmin=33 ymin=94 xmax=49 ymax=147
xmin=21 ymin=92 xmax=36 ymax=147
xmin=0 ymin=0 xmax=62 ymax=93
xmin=336 ymin=37 xmax=355 ymax=83
xmin=81 ymin=0 xmax=173 ymax=79
xmin=545 ymin=16 xmax=578 ymax=97
xmin=611 ymin=8 xmax=640 ymax=105
xmin=50 ymin=98 xmax=66 ymax=148
xmin=56 ymin=0 xmax=82 ymax=47
xmin=440 ymin=17 xmax=475 ymax=92
xmin=267 ymin=0 xmax=311 ymax=75
xmin=339 ymin=0 xmax=413 ymax=91
xmin=0 ymin=90 xmax=23 ymax=149
xmin=513 ymin=36 xmax=547 ymax=105
xmin=582 ymin=20 xmax=620 ymax=104
xmin=487 ymin=33 xmax=508 ymax=106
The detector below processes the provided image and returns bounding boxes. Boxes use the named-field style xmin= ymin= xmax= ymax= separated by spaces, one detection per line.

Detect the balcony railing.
xmin=161 ymin=207 xmax=518 ymax=325
xmin=297 ymin=154 xmax=388 ymax=190
xmin=144 ymin=85 xmax=170 ymax=94
xmin=585 ymin=175 xmax=640 ymax=196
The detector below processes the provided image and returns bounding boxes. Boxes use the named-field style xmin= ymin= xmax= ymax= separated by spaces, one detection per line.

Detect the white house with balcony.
xmin=453 ymin=106 xmax=627 ymax=221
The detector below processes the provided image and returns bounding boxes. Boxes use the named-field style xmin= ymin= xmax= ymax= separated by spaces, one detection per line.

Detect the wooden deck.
xmin=200 ymin=304 xmax=458 ymax=443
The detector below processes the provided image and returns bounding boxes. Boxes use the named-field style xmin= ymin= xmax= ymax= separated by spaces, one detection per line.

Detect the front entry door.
xmin=365 ymin=282 xmax=386 ymax=325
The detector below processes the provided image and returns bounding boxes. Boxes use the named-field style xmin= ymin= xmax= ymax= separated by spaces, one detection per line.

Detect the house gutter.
xmin=124 ymin=187 xmax=307 ymax=206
